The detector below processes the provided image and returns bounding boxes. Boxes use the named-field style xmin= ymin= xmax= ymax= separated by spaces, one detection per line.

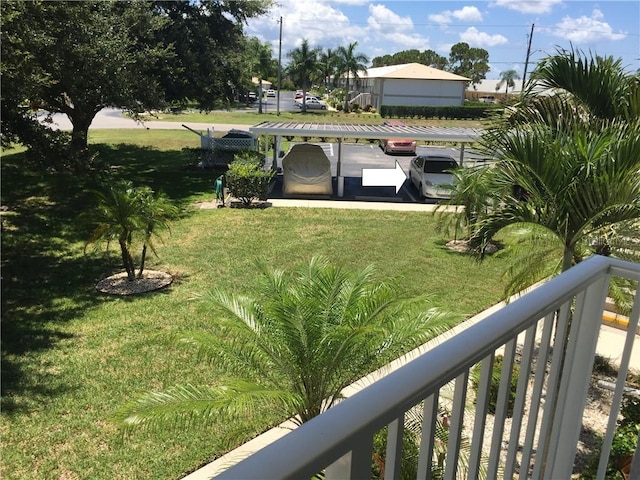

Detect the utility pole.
xmin=521 ymin=23 xmax=534 ymax=92
xmin=277 ymin=16 xmax=282 ymax=116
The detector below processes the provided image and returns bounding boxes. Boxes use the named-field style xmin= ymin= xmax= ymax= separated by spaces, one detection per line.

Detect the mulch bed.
xmin=95 ymin=270 xmax=173 ymax=296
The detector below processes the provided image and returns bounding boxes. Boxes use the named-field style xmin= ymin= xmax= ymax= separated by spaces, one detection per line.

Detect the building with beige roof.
xmin=345 ymin=62 xmax=470 ymax=110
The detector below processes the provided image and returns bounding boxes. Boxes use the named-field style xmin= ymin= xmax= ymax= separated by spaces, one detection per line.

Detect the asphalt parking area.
xmin=268 ymin=142 xmax=490 ymax=204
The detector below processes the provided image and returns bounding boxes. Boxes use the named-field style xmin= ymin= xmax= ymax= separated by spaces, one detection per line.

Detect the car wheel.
xmin=321 ymin=106 xmax=326 ymax=110
xmin=384 ymin=145 xmax=389 ymax=155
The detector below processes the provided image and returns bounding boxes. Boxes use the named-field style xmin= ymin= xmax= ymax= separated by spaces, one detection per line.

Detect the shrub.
xmin=471 ymin=354 xmax=520 ymax=417
xmin=379 ymin=104 xmax=500 ymax=120
xmin=225 ymin=151 xmax=274 ymax=206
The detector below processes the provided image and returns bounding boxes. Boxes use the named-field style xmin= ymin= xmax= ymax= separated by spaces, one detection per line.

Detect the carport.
xmin=249 ymin=121 xmax=482 ymax=197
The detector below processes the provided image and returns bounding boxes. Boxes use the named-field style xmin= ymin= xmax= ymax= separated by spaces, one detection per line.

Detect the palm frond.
xmin=118 ymin=381 xmax=300 ymax=434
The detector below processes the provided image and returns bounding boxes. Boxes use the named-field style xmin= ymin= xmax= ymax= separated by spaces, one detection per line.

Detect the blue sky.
xmin=246 ymin=0 xmax=640 ymax=79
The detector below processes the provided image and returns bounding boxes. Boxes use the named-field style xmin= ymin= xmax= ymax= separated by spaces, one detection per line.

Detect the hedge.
xmin=380 ymin=105 xmax=501 ymax=120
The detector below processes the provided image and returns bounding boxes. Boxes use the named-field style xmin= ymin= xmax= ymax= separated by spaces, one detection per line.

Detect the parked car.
xmin=380 ymin=120 xmax=416 ymax=155
xmin=294 ymin=90 xmax=304 ymax=99
xmin=238 ymin=92 xmax=258 ymax=103
xmin=294 ymin=97 xmax=327 ymax=110
xmin=408 ymin=155 xmax=459 ymax=199
xmin=266 ymin=89 xmax=276 ymax=97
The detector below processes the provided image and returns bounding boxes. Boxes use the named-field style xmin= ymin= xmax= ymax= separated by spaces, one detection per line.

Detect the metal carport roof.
xmin=249 ymin=121 xmax=483 ymax=143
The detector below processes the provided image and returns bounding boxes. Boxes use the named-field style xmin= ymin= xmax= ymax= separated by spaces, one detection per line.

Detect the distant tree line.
xmin=371 ymin=42 xmax=490 ymax=86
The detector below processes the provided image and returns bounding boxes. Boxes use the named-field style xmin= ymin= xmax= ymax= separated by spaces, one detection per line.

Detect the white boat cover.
xmin=282 ymin=144 xmax=333 ymax=195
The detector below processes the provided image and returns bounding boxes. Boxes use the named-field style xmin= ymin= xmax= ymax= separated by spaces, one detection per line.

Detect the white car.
xmin=294 ymin=97 xmax=327 ymax=110
xmin=266 ymin=89 xmax=276 ymax=97
xmin=408 ymin=155 xmax=459 ymax=199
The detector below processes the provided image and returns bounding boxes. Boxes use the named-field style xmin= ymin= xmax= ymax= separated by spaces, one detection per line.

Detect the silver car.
xmin=293 ymin=97 xmax=328 ymax=110
xmin=408 ymin=155 xmax=459 ymax=199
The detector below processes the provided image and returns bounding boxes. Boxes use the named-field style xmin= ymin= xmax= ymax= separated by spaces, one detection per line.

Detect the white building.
xmin=350 ymin=63 xmax=470 ymax=109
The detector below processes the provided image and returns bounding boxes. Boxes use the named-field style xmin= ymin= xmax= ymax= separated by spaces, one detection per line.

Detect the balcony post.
xmin=543 ymin=274 xmax=610 ymax=478
xmin=325 ymin=435 xmax=373 ymax=480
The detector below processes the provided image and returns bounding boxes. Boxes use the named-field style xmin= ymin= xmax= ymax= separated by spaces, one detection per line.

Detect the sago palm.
xmin=118 ymin=257 xmax=453 ymax=432
xmin=87 ymin=181 xmax=177 ymax=281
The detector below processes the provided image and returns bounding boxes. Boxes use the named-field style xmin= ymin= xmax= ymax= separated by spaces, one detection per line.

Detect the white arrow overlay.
xmin=362 ymin=160 xmax=407 ymax=194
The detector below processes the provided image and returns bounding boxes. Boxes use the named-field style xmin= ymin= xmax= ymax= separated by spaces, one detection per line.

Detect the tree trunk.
xmin=258 ymin=78 xmax=263 ymax=114
xmin=119 ymin=238 xmax=136 ymax=281
xmin=561 ymin=245 xmax=574 ymax=273
xmin=68 ymin=108 xmax=99 ymax=168
xmin=343 ymin=77 xmax=350 ymax=112
xmin=138 ymin=243 xmax=148 ymax=279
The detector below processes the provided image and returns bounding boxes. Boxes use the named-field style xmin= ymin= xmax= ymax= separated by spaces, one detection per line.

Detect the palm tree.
xmin=471 ymin=47 xmax=640 ymax=295
xmin=136 ymin=187 xmax=179 ymax=278
xmin=495 ymin=69 xmax=520 ymax=96
xmin=335 ymin=41 xmax=369 ymax=112
xmin=118 ymin=257 xmax=453 ymax=432
xmin=286 ymin=39 xmax=321 ymax=113
xmin=253 ymin=40 xmax=273 ymax=114
xmin=319 ymin=48 xmax=337 ymax=94
xmin=87 ymin=181 xmax=177 ymax=281
xmin=435 ymin=165 xmax=498 ymax=242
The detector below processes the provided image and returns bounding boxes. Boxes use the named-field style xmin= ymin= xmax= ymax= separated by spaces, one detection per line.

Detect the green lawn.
xmin=1 ymin=131 xmax=527 ymax=479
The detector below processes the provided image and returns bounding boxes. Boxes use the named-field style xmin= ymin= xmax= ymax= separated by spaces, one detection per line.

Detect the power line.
xmin=287 ymin=18 xmax=640 ymax=37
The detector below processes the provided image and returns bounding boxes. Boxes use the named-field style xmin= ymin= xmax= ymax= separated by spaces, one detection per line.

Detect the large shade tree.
xmin=286 ymin=39 xmax=321 ymax=112
xmin=371 ymin=49 xmax=447 ymax=70
xmin=118 ymin=257 xmax=453 ymax=431
xmin=335 ymin=41 xmax=369 ymax=112
xmin=471 ymin=48 xmax=640 ymax=296
xmin=447 ymin=42 xmax=489 ymax=86
xmin=0 ymin=0 xmax=270 ymax=167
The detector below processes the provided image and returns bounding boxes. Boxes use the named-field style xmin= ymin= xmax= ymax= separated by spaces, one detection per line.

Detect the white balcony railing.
xmin=215 ymin=255 xmax=640 ymax=480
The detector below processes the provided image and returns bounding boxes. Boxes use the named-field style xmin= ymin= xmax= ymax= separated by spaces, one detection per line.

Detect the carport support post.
xmin=459 ymin=143 xmax=465 ymax=167
xmin=337 ymin=138 xmax=344 ymax=197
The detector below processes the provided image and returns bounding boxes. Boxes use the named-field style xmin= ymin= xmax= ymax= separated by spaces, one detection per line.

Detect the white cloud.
xmin=327 ymin=0 xmax=369 ymax=5
xmin=429 ymin=5 xmax=482 ymax=25
xmin=550 ymin=9 xmax=626 ymax=43
xmin=454 ymin=6 xmax=483 ymax=22
xmin=493 ymin=0 xmax=562 ymax=15
xmin=367 ymin=4 xmax=414 ymax=32
xmin=385 ymin=32 xmax=431 ymax=50
xmin=460 ymin=27 xmax=509 ymax=47
xmin=246 ymin=0 xmax=359 ymax=55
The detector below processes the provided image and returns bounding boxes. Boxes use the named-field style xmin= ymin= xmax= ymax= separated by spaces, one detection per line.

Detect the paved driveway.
xmin=269 ymin=142 xmax=491 ymax=203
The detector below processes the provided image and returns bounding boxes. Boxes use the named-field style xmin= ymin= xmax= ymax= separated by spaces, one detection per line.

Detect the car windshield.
xmin=423 ymin=159 xmax=458 ymax=173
